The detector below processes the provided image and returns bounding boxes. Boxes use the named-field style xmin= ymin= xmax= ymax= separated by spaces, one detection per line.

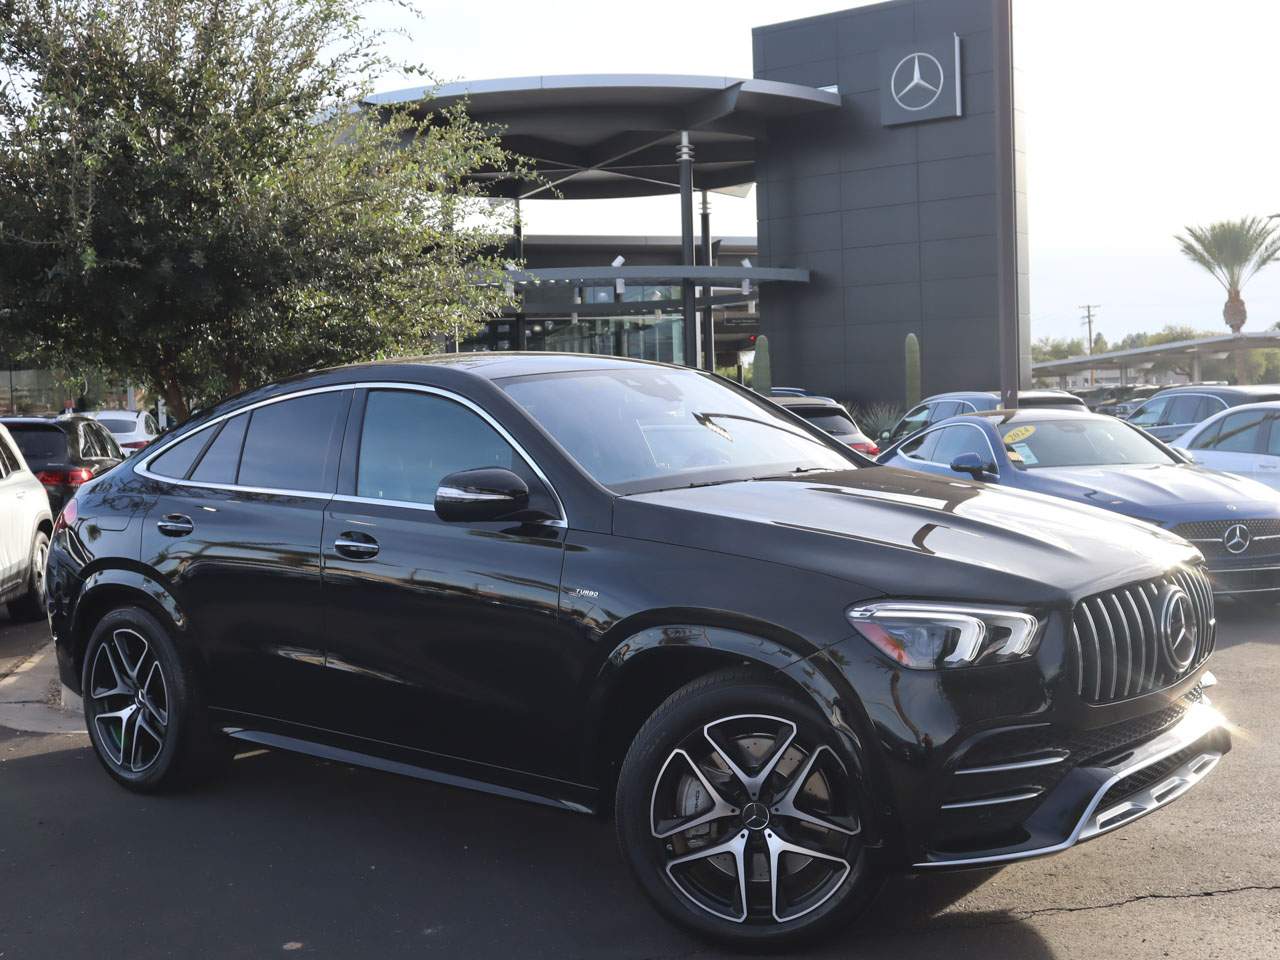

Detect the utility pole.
xmin=1080 ymin=304 xmax=1101 ymax=387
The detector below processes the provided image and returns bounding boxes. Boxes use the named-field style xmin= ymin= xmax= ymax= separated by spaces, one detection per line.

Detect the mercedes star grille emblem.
xmin=890 ymin=52 xmax=945 ymax=111
xmin=1158 ymin=586 xmax=1198 ymax=673
xmin=1223 ymin=523 xmax=1251 ymax=555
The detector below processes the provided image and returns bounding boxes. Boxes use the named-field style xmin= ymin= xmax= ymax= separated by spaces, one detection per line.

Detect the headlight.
xmin=847 ymin=602 xmax=1041 ymax=669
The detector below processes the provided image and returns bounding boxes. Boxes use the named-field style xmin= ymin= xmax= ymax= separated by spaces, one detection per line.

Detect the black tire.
xmin=6 ymin=530 xmax=49 ymax=622
xmin=615 ymin=667 xmax=883 ymax=950
xmin=81 ymin=605 xmax=218 ymax=792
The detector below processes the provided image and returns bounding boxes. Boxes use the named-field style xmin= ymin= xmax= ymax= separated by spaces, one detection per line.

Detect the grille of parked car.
xmin=1070 ymin=566 xmax=1215 ymax=704
xmin=1174 ymin=519 xmax=1280 ymax=561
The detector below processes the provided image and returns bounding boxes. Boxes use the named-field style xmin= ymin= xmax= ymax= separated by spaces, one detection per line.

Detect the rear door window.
xmin=189 ymin=415 xmax=249 ymax=485
xmin=237 ymin=392 xmax=348 ymax=493
xmin=1266 ymin=414 xmax=1280 ymax=456
xmin=929 ymin=401 xmax=963 ymax=423
xmin=1163 ymin=395 xmax=1204 ymax=426
xmin=147 ymin=431 xmax=210 ymax=479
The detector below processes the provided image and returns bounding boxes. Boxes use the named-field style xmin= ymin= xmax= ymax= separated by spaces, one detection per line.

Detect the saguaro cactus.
xmin=753 ymin=335 xmax=772 ymax=395
xmin=904 ymin=333 xmax=921 ymax=406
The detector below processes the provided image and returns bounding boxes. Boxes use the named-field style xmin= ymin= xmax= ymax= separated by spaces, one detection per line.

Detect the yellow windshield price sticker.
xmin=1003 ymin=425 xmax=1036 ymax=444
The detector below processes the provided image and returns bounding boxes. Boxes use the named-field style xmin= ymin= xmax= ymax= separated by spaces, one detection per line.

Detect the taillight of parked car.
xmin=850 ymin=440 xmax=879 ymax=456
xmin=53 ymin=497 xmax=78 ymax=533
xmin=122 ymin=440 xmax=150 ymax=450
xmin=36 ymin=467 xmax=94 ymax=488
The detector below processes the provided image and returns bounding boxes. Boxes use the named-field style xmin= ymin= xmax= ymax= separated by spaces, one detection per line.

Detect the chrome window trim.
xmin=135 ymin=381 xmax=569 ymax=527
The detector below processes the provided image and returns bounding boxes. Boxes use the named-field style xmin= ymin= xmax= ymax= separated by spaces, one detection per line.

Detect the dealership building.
xmin=368 ymin=0 xmax=1028 ymax=405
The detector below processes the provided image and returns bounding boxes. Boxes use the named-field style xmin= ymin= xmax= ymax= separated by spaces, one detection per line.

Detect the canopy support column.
xmin=678 ymin=132 xmax=698 ymax=367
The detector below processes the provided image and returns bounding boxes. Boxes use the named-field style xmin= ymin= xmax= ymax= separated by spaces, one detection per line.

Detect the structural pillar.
xmin=1191 ymin=353 xmax=1202 ymax=382
xmin=992 ymin=0 xmax=1020 ymax=410
xmin=700 ymin=190 xmax=715 ymax=372
xmin=678 ymin=132 xmax=698 ymax=367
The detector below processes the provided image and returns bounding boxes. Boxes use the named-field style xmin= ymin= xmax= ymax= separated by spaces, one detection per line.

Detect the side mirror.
xmin=435 ymin=468 xmax=530 ymax=523
xmin=951 ymin=452 xmax=996 ymax=481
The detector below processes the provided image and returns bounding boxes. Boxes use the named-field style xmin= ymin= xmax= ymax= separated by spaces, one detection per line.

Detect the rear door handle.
xmin=334 ymin=533 xmax=379 ymax=560
xmin=156 ymin=514 xmax=194 ymax=537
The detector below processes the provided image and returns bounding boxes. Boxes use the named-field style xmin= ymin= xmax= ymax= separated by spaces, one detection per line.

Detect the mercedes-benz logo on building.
xmin=1223 ymin=523 xmax=1251 ymax=554
xmin=1158 ymin=586 xmax=1198 ymax=673
xmin=890 ymin=52 xmax=945 ymax=111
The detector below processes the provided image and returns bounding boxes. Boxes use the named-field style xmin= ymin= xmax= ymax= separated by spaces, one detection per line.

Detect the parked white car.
xmin=0 ymin=423 xmax=53 ymax=620
xmin=1174 ymin=401 xmax=1280 ymax=490
xmin=82 ymin=408 xmax=161 ymax=456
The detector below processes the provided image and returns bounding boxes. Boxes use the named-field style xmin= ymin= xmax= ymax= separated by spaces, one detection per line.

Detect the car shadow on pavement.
xmin=1213 ymin=598 xmax=1279 ymax=650
xmin=0 ymin=731 xmax=1055 ymax=960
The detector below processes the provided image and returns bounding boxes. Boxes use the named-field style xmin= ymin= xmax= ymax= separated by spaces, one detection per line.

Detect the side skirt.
xmin=215 ymin=714 xmax=598 ymax=815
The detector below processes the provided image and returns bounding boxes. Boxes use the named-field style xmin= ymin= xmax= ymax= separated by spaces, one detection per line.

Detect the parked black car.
xmin=1127 ymin=384 xmax=1280 ymax=442
xmin=0 ymin=415 xmax=124 ymax=515
xmin=773 ymin=395 xmax=880 ymax=455
xmin=47 ymin=356 xmax=1228 ymax=948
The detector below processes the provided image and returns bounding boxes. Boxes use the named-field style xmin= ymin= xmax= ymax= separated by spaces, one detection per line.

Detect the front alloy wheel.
xmin=617 ymin=669 xmax=880 ymax=948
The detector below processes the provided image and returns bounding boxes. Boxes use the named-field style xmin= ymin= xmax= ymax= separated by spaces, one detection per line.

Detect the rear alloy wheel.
xmin=6 ymin=530 xmax=49 ymax=622
xmin=82 ymin=606 xmax=215 ymax=791
xmin=617 ymin=669 xmax=880 ymax=948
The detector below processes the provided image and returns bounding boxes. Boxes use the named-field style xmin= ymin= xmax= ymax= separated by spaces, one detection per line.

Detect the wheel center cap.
xmin=742 ymin=801 xmax=771 ymax=831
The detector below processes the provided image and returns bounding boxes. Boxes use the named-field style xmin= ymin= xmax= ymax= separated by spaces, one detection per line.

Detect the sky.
xmin=366 ymin=0 xmax=1280 ymax=346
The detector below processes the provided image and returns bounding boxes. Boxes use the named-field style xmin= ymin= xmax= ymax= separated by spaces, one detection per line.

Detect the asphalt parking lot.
xmin=2 ymin=603 xmax=1278 ymax=960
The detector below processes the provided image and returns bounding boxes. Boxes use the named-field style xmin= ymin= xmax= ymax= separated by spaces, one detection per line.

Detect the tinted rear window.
xmin=189 ymin=414 xmax=248 ymax=484
xmin=794 ymin=409 xmax=857 ymax=436
xmin=6 ymin=425 xmax=69 ymax=464
xmin=147 ymin=431 xmax=209 ymax=479
xmin=237 ymin=393 xmax=347 ymax=492
xmin=96 ymin=417 xmax=137 ymax=433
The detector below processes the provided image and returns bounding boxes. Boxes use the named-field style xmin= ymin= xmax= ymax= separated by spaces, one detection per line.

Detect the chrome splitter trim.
xmin=915 ymin=697 xmax=1228 ymax=869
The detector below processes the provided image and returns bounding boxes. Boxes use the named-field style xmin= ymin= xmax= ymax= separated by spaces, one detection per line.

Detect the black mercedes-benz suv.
xmin=46 ymin=355 xmax=1229 ymax=949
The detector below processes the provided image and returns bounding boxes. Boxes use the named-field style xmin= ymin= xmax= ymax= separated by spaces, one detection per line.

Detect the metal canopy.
xmin=364 ymin=74 xmax=841 ymax=199
xmin=1032 ymin=332 xmax=1280 ymax=377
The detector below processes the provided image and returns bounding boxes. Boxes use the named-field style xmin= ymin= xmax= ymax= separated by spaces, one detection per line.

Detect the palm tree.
xmin=1176 ymin=217 xmax=1280 ymax=383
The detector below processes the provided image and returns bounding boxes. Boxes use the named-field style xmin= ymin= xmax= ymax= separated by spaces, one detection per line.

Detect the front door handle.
xmin=157 ymin=514 xmax=194 ymax=537
xmin=334 ymin=533 xmax=379 ymax=560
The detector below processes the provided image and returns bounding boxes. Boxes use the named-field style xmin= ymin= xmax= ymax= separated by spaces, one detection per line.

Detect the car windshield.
xmin=500 ymin=368 xmax=855 ymax=493
xmin=5 ymin=425 xmax=69 ymax=463
xmin=1000 ymin=418 xmax=1174 ymax=469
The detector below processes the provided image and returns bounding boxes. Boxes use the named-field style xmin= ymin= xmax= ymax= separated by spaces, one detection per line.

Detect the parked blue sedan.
xmin=877 ymin=407 xmax=1280 ymax=597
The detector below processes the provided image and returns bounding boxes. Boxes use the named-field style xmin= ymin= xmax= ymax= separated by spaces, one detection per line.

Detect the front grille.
xmin=1070 ymin=566 xmax=1215 ymax=704
xmin=1174 ymin=519 xmax=1280 ymax=561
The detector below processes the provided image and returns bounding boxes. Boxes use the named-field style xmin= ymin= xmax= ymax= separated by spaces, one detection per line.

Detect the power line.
xmin=1080 ymin=304 xmax=1101 ymax=386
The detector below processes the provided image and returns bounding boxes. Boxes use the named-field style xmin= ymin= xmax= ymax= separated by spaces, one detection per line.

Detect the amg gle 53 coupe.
xmin=47 ymin=355 xmax=1229 ymax=949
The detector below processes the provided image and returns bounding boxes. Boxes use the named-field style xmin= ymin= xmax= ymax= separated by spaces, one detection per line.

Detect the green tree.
xmin=0 ymin=0 xmax=524 ymax=419
xmin=1031 ymin=335 xmax=1085 ymax=362
xmin=1176 ymin=217 xmax=1280 ymax=384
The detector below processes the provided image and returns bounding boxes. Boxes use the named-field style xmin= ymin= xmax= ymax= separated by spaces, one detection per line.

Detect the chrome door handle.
xmin=156 ymin=514 xmax=194 ymax=536
xmin=334 ymin=534 xmax=379 ymax=560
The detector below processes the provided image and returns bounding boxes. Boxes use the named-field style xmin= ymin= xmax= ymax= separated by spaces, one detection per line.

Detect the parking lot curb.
xmin=0 ymin=642 xmax=85 ymax=735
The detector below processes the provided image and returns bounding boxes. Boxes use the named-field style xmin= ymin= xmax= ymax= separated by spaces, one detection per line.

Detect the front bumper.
xmin=1205 ymin=563 xmax=1280 ymax=595
xmin=913 ymin=695 xmax=1230 ymax=868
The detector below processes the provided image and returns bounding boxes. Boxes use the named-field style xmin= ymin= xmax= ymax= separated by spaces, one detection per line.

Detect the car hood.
xmin=613 ymin=466 xmax=1200 ymax=606
xmin=1022 ymin=463 xmax=1280 ymax=521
